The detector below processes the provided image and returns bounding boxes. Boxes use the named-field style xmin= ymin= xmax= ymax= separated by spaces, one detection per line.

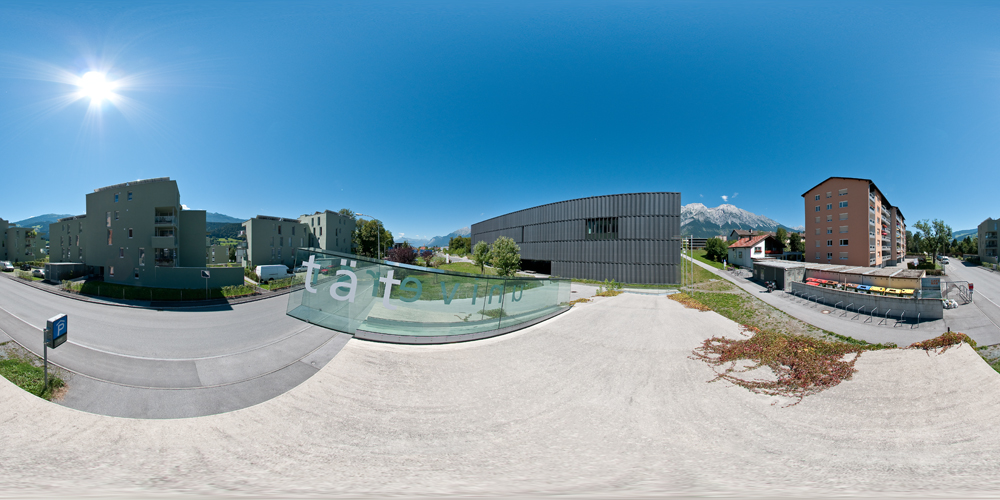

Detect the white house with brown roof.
xmin=727 ymin=235 xmax=782 ymax=269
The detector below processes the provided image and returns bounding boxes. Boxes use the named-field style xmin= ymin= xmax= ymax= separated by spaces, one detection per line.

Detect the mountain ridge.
xmin=681 ymin=203 xmax=801 ymax=238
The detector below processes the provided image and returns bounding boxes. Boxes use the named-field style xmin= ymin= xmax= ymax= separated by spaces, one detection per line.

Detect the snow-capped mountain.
xmin=681 ymin=203 xmax=801 ymax=238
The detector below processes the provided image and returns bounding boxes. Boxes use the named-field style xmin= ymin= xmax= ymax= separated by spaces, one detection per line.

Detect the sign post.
xmin=43 ymin=314 xmax=68 ymax=390
xmin=202 ymin=269 xmax=211 ymax=299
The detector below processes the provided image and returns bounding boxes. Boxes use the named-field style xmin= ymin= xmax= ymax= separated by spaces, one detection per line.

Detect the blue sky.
xmin=2 ymin=1 xmax=1000 ymax=239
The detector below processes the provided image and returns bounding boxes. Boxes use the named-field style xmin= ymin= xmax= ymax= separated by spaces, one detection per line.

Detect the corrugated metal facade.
xmin=471 ymin=192 xmax=681 ymax=284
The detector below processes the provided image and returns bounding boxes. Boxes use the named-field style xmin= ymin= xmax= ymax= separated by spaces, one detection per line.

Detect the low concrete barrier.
xmin=790 ymin=281 xmax=943 ymax=320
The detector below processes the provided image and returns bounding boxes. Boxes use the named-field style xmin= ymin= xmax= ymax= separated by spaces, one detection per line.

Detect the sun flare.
xmin=77 ymin=71 xmax=116 ymax=103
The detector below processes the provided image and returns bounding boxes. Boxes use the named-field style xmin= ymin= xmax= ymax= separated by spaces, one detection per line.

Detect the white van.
xmin=255 ymin=264 xmax=291 ymax=283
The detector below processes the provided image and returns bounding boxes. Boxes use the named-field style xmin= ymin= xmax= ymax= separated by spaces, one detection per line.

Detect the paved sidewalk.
xmin=684 ymin=256 xmax=963 ymax=346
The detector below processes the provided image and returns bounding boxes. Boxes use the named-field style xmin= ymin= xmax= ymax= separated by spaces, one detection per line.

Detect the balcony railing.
xmin=154 ymin=216 xmax=175 ymax=225
xmin=152 ymin=236 xmax=176 ymax=248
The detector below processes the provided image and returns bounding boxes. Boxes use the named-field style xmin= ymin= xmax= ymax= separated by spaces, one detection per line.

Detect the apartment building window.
xmin=127 ymin=191 xmax=132 ymax=201
xmin=292 ymin=227 xmax=295 ymax=235
xmin=61 ymin=236 xmax=64 ymax=246
xmin=300 ymin=237 xmax=303 ymax=247
xmin=288 ymin=237 xmax=292 ymax=247
xmin=840 ymin=239 xmax=849 ymax=246
xmin=826 ymin=203 xmax=832 ymax=210
xmin=114 ymin=193 xmax=119 ymax=203
xmin=320 ymin=227 xmax=322 ymax=236
xmin=816 ymin=240 xmax=821 ymax=247
xmin=139 ymin=248 xmax=145 ymax=265
xmin=839 ymin=201 xmax=848 ymax=208
xmin=839 ymin=213 xmax=848 ymax=220
xmin=840 ymin=252 xmax=848 ymax=260
xmin=827 ymin=240 xmax=833 ymax=246
xmin=815 ymin=228 xmax=821 ymax=235
xmin=815 ymin=206 xmax=820 ymax=212
xmin=120 ymin=247 xmax=124 ymax=258
xmin=279 ymin=236 xmax=283 ymax=247
xmin=826 ymin=228 xmax=832 ymax=234
xmin=134 ymin=268 xmax=139 ymax=279
xmin=110 ymin=266 xmax=114 ymax=277
xmin=816 ymin=252 xmax=821 ymax=259
xmin=827 ymin=253 xmax=833 ymax=259
xmin=839 ymin=188 xmax=848 ymax=196
xmin=278 ymin=225 xmax=282 ymax=235
xmin=815 ymin=217 xmax=820 ymax=223
xmin=840 ymin=226 xmax=848 ymax=233
xmin=827 ymin=215 xmax=833 ymax=222
xmin=826 ymin=192 xmax=832 ymax=198
xmin=115 ymin=211 xmax=119 ymax=221
xmin=814 ymin=194 xmax=820 ymax=201
xmin=311 ymin=218 xmax=315 ymax=226
xmin=270 ymin=236 xmax=274 ymax=246
xmin=128 ymin=228 xmax=133 ymax=238
xmin=108 ymin=229 xmax=112 ymax=245
xmin=106 ymin=212 xmax=111 ymax=227
xmin=75 ymin=235 xmax=79 ymax=246
xmin=79 ymin=222 xmax=83 ymax=232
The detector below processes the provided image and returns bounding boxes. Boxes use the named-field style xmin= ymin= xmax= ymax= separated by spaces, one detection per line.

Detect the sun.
xmin=77 ymin=71 xmax=116 ymax=103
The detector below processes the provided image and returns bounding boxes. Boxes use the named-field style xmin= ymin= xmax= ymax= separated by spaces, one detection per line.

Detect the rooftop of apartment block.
xmin=93 ymin=176 xmax=173 ymax=193
xmin=801 ymin=176 xmax=905 ymax=220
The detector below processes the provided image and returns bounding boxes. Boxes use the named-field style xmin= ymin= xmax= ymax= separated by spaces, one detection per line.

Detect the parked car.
xmin=940 ymin=256 xmax=949 ymax=264
xmin=19 ymin=264 xmax=31 ymax=271
xmin=254 ymin=264 xmax=291 ymax=283
xmin=1 ymin=261 xmax=13 ymax=272
xmin=31 ymin=268 xmax=45 ymax=278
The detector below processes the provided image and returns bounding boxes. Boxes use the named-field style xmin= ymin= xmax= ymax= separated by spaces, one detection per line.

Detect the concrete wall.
xmin=245 ymin=217 xmax=310 ymax=270
xmin=790 ymin=281 xmax=943 ymax=320
xmin=49 ymin=216 xmax=87 ymax=263
xmin=753 ymin=265 xmax=805 ymax=291
xmin=179 ymin=210 xmax=206 ymax=268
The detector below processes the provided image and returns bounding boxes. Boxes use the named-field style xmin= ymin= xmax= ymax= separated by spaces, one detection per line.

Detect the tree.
xmin=704 ymin=238 xmax=728 ymax=263
xmin=228 ymin=246 xmax=236 ymax=263
xmin=448 ymin=236 xmax=471 ymax=255
xmin=472 ymin=241 xmax=491 ymax=274
xmin=774 ymin=228 xmax=787 ymax=253
xmin=356 ymin=219 xmax=393 ymax=258
xmin=490 ymin=236 xmax=521 ymax=277
xmin=913 ymin=219 xmax=952 ymax=262
xmin=788 ymin=233 xmax=803 ymax=254
xmin=385 ymin=245 xmax=416 ymax=265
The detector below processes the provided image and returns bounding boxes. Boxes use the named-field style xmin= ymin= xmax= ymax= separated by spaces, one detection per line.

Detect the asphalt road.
xmin=0 ymin=275 xmax=348 ymax=418
xmin=936 ymin=260 xmax=1000 ymax=342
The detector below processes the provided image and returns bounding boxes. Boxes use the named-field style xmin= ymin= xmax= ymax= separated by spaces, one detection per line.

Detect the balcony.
xmin=154 ymin=257 xmax=175 ymax=267
xmin=154 ymin=216 xmax=176 ymax=226
xmin=152 ymin=236 xmax=176 ymax=248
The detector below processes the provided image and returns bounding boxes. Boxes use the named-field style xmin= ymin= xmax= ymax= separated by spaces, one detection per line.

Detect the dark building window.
xmin=585 ymin=217 xmax=618 ymax=240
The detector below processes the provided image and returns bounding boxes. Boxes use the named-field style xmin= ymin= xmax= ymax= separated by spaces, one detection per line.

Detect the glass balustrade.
xmin=286 ymin=248 xmax=572 ymax=343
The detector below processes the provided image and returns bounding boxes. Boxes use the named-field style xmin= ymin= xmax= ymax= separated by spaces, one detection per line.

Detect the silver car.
xmin=0 ymin=261 xmax=13 ymax=272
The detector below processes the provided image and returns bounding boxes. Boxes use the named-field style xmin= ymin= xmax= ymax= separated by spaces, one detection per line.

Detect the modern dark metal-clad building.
xmin=471 ymin=192 xmax=681 ymax=284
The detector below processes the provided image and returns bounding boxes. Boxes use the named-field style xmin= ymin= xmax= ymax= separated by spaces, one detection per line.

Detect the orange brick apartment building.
xmin=802 ymin=177 xmax=906 ymax=268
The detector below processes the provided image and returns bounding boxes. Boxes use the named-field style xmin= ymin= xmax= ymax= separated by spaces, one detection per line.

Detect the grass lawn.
xmin=691 ymin=249 xmax=725 ymax=269
xmin=0 ymin=341 xmax=65 ymax=400
xmin=437 ymin=262 xmax=498 ymax=275
xmin=259 ymin=275 xmax=304 ymax=291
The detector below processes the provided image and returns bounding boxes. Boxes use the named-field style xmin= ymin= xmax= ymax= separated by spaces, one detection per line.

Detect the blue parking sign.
xmin=46 ymin=314 xmax=67 ymax=349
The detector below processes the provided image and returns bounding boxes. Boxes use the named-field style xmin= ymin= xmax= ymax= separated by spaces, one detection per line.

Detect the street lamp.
xmin=355 ymin=212 xmax=381 ymax=260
